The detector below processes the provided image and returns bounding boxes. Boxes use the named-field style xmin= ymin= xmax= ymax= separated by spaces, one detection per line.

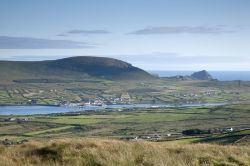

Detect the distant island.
xmin=191 ymin=70 xmax=214 ymax=80
xmin=161 ymin=70 xmax=214 ymax=80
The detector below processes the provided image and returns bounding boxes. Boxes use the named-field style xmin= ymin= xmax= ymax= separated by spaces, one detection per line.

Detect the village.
xmin=60 ymin=93 xmax=132 ymax=107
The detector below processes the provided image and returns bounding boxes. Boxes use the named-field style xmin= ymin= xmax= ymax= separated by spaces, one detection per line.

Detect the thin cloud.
xmin=0 ymin=36 xmax=95 ymax=49
xmin=128 ymin=26 xmax=235 ymax=35
xmin=63 ymin=29 xmax=110 ymax=35
xmin=56 ymin=33 xmax=67 ymax=37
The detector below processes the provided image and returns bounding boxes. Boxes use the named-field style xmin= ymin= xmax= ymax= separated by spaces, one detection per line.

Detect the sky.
xmin=0 ymin=0 xmax=250 ymax=71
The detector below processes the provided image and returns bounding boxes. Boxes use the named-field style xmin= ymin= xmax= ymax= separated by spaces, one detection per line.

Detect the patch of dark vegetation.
xmin=227 ymin=156 xmax=246 ymax=166
xmin=29 ymin=144 xmax=67 ymax=162
xmin=199 ymin=135 xmax=246 ymax=145
xmin=182 ymin=129 xmax=210 ymax=136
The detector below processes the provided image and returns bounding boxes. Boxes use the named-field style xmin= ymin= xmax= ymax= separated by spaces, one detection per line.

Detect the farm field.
xmin=1 ymin=104 xmax=250 ymax=145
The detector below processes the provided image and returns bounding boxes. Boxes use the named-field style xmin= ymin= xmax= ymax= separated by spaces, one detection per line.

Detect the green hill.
xmin=0 ymin=56 xmax=154 ymax=82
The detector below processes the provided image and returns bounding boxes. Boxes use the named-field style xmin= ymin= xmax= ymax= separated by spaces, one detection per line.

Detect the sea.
xmin=148 ymin=71 xmax=250 ymax=81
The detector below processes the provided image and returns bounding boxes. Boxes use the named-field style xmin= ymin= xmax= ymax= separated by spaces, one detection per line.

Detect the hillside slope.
xmin=0 ymin=56 xmax=154 ymax=82
xmin=1 ymin=138 xmax=250 ymax=166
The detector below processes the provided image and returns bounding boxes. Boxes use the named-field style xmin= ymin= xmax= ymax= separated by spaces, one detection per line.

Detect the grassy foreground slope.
xmin=1 ymin=138 xmax=250 ymax=166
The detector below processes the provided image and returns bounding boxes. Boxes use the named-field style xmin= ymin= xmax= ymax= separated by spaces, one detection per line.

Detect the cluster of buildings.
xmin=123 ymin=134 xmax=163 ymax=141
xmin=62 ymin=93 xmax=132 ymax=107
xmin=4 ymin=117 xmax=29 ymax=122
xmin=110 ymin=93 xmax=131 ymax=104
